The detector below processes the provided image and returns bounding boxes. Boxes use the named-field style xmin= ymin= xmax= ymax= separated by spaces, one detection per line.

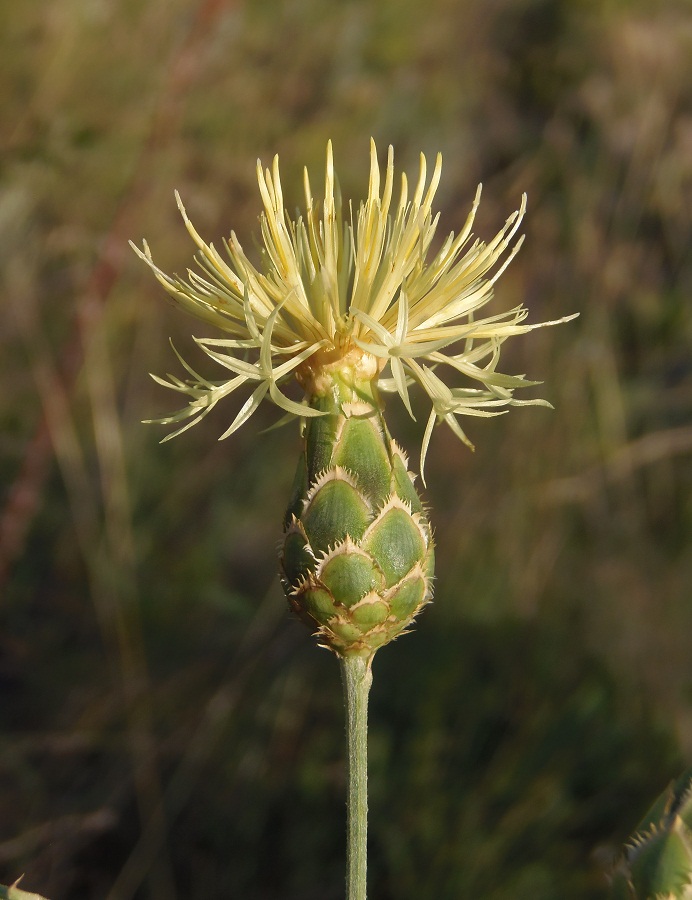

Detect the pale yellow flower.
xmin=132 ymin=139 xmax=574 ymax=476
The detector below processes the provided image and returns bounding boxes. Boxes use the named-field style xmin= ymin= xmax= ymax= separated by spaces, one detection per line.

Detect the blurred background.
xmin=1 ymin=0 xmax=692 ymax=897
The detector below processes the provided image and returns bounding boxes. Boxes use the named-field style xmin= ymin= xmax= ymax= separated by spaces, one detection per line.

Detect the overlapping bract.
xmin=611 ymin=768 xmax=692 ymax=899
xmin=132 ymin=140 xmax=573 ymax=474
xmin=280 ymin=380 xmax=434 ymax=659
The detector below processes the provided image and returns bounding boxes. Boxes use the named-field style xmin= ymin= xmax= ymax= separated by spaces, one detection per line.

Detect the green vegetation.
xmin=1 ymin=0 xmax=691 ymax=897
xmin=0 ymin=881 xmax=48 ymax=900
xmin=611 ymin=767 xmax=692 ymax=898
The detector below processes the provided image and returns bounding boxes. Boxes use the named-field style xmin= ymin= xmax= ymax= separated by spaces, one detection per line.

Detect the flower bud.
xmin=280 ymin=373 xmax=434 ymax=659
xmin=610 ymin=768 xmax=692 ymax=899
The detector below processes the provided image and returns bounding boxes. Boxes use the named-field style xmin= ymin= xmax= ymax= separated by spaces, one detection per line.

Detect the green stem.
xmin=340 ymin=654 xmax=373 ymax=900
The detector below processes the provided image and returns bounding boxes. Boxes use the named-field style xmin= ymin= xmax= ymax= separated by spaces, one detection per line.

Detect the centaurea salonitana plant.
xmin=132 ymin=139 xmax=574 ymax=900
xmin=610 ymin=767 xmax=692 ymax=899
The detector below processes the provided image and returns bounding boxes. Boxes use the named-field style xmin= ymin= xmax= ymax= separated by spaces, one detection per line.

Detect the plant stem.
xmin=340 ymin=654 xmax=373 ymax=900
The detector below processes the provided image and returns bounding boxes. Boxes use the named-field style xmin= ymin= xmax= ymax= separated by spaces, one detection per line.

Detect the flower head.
xmin=132 ymin=139 xmax=574 ymax=476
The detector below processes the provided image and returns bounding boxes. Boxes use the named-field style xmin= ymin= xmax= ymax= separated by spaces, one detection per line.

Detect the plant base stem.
xmin=340 ymin=654 xmax=373 ymax=900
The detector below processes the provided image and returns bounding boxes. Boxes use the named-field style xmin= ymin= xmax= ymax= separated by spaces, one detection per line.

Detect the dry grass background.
xmin=1 ymin=0 xmax=692 ymax=897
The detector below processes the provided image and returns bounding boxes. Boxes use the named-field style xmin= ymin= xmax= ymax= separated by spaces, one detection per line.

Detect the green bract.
xmin=280 ymin=373 xmax=433 ymax=659
xmin=611 ymin=768 xmax=692 ymax=899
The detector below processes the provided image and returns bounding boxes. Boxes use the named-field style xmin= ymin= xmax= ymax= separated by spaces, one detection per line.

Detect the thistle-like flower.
xmin=132 ymin=140 xmax=573 ymax=658
xmin=132 ymin=140 xmax=572 ymax=471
